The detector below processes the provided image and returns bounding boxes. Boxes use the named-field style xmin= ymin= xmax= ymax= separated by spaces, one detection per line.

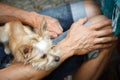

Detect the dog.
xmin=0 ymin=20 xmax=61 ymax=70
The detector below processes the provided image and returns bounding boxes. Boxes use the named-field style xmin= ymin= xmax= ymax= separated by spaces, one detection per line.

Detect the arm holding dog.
xmin=0 ymin=2 xmax=63 ymax=38
xmin=0 ymin=35 xmax=74 ymax=80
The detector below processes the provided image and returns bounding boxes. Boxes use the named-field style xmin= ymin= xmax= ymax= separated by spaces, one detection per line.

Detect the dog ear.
xmin=35 ymin=18 xmax=47 ymax=37
xmin=19 ymin=45 xmax=32 ymax=58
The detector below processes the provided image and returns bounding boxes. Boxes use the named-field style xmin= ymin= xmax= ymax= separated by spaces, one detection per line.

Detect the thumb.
xmin=77 ymin=17 xmax=88 ymax=25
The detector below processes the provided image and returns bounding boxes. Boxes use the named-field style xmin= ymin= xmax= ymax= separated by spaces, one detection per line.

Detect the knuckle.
xmin=93 ymin=32 xmax=98 ymax=37
xmin=103 ymin=29 xmax=111 ymax=35
xmin=105 ymin=19 xmax=112 ymax=24
xmin=104 ymin=30 xmax=109 ymax=33
xmin=93 ymin=39 xmax=97 ymax=44
xmin=108 ymin=37 xmax=114 ymax=41
xmin=108 ymin=29 xmax=113 ymax=33
xmin=101 ymin=38 xmax=105 ymax=41
xmin=102 ymin=21 xmax=106 ymax=25
xmin=105 ymin=37 xmax=110 ymax=42
xmin=99 ymin=31 xmax=105 ymax=35
xmin=107 ymin=38 xmax=111 ymax=41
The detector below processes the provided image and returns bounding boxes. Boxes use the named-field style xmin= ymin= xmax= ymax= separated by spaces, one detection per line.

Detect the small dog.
xmin=0 ymin=20 xmax=61 ymax=70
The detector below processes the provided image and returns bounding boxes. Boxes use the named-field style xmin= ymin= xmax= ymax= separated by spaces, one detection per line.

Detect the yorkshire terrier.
xmin=0 ymin=20 xmax=61 ymax=70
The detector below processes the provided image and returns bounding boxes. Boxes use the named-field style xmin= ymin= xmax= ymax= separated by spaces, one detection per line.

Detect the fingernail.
xmin=53 ymin=34 xmax=58 ymax=38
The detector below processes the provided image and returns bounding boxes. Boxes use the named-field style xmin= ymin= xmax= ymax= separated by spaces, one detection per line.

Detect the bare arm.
xmin=0 ymin=37 xmax=74 ymax=80
xmin=0 ymin=3 xmax=34 ymax=26
xmin=0 ymin=2 xmax=63 ymax=38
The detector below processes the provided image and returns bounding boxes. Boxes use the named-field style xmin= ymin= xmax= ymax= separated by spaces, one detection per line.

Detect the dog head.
xmin=17 ymin=20 xmax=61 ymax=70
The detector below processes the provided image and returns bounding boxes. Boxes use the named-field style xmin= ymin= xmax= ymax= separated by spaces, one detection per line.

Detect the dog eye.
xmin=23 ymin=47 xmax=29 ymax=54
xmin=41 ymin=54 xmax=47 ymax=59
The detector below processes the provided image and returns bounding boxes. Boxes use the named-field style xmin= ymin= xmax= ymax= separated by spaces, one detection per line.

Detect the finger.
xmin=58 ymin=23 xmax=63 ymax=32
xmin=93 ymin=43 xmax=113 ymax=49
xmin=51 ymin=19 xmax=63 ymax=32
xmin=47 ymin=23 xmax=63 ymax=35
xmin=49 ymin=31 xmax=58 ymax=38
xmin=94 ymin=37 xmax=118 ymax=44
xmin=95 ymin=29 xmax=113 ymax=37
xmin=90 ymin=19 xmax=112 ymax=30
xmin=51 ymin=23 xmax=63 ymax=34
xmin=45 ymin=16 xmax=63 ymax=34
xmin=77 ymin=18 xmax=88 ymax=25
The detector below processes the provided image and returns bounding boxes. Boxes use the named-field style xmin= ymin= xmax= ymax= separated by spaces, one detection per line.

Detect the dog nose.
xmin=41 ymin=54 xmax=47 ymax=59
xmin=54 ymin=56 xmax=60 ymax=62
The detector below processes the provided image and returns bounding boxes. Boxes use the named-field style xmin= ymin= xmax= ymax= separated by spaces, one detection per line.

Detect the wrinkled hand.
xmin=66 ymin=18 xmax=117 ymax=55
xmin=30 ymin=12 xmax=63 ymax=38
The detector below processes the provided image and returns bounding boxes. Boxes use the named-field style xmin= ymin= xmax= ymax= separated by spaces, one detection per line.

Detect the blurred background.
xmin=0 ymin=0 xmax=80 ymax=12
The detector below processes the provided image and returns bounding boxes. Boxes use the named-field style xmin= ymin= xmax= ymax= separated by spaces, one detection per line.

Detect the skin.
xmin=0 ymin=0 xmax=118 ymax=80
xmin=67 ymin=18 xmax=116 ymax=55
xmin=0 ymin=3 xmax=63 ymax=38
xmin=72 ymin=2 xmax=117 ymax=79
xmin=73 ymin=16 xmax=117 ymax=80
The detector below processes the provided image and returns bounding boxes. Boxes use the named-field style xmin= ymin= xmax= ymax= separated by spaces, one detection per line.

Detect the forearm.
xmin=0 ymin=3 xmax=42 ymax=27
xmin=0 ymin=63 xmax=53 ymax=80
xmin=0 ymin=37 xmax=74 ymax=80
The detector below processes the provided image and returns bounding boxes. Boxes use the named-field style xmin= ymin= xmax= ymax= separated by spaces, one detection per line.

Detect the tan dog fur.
xmin=0 ymin=20 xmax=61 ymax=70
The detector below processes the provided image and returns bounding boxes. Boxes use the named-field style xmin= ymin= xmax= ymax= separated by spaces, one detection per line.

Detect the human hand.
xmin=66 ymin=18 xmax=117 ymax=55
xmin=29 ymin=12 xmax=63 ymax=38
